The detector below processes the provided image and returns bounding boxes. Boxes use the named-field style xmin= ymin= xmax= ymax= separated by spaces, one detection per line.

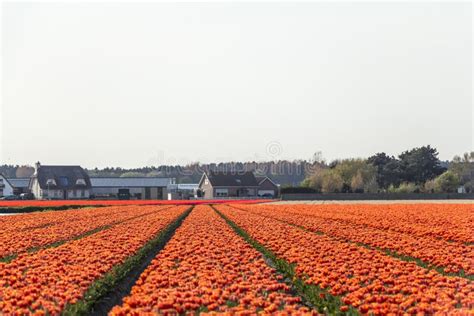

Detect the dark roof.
xmin=0 ymin=174 xmax=13 ymax=187
xmin=7 ymin=178 xmax=30 ymax=188
xmin=34 ymin=165 xmax=91 ymax=190
xmin=90 ymin=177 xmax=171 ymax=188
xmin=205 ymin=171 xmax=259 ymax=187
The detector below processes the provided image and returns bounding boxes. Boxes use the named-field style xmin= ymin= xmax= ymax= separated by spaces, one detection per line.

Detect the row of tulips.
xmin=0 ymin=205 xmax=188 ymax=315
xmin=0 ymin=199 xmax=271 ymax=208
xmin=0 ymin=206 xmax=103 ymax=233
xmin=216 ymin=205 xmax=474 ymax=315
xmin=235 ymin=204 xmax=473 ymax=276
xmin=110 ymin=205 xmax=316 ymax=315
xmin=261 ymin=204 xmax=473 ymax=244
xmin=0 ymin=205 xmax=173 ymax=259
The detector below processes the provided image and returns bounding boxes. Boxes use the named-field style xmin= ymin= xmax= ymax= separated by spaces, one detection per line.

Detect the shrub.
xmin=388 ymin=182 xmax=419 ymax=193
xmin=423 ymin=179 xmax=436 ymax=193
xmin=434 ymin=171 xmax=460 ymax=193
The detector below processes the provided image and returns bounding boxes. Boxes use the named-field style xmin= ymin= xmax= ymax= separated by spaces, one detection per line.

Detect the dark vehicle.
xmin=260 ymin=193 xmax=274 ymax=198
xmin=20 ymin=193 xmax=35 ymax=200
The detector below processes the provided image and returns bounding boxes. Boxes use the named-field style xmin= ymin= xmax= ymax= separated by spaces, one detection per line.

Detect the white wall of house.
xmin=0 ymin=175 xmax=14 ymax=197
xmin=67 ymin=189 xmax=90 ymax=199
xmin=30 ymin=178 xmax=91 ymax=199
xmin=30 ymin=179 xmax=41 ymax=199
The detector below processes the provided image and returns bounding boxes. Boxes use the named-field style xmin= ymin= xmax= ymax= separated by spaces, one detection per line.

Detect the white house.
xmin=0 ymin=174 xmax=14 ymax=197
xmin=29 ymin=162 xmax=92 ymax=199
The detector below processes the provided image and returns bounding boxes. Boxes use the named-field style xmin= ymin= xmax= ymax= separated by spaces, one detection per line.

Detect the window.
xmin=215 ymin=188 xmax=228 ymax=197
xmin=46 ymin=179 xmax=57 ymax=186
xmin=80 ymin=190 xmax=85 ymax=197
xmin=76 ymin=179 xmax=86 ymax=186
xmin=204 ymin=179 xmax=209 ymax=185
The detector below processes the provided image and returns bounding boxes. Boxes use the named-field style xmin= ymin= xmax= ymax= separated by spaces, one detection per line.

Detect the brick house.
xmin=198 ymin=171 xmax=260 ymax=199
xmin=255 ymin=176 xmax=279 ymax=197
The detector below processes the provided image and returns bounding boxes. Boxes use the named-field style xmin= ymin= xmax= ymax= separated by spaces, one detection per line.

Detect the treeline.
xmin=87 ymin=161 xmax=310 ymax=186
xmin=1 ymin=146 xmax=472 ymax=193
xmin=0 ymin=165 xmax=35 ymax=178
xmin=298 ymin=146 xmax=473 ymax=194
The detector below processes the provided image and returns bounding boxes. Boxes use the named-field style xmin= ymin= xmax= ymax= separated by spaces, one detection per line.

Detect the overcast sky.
xmin=1 ymin=2 xmax=472 ymax=168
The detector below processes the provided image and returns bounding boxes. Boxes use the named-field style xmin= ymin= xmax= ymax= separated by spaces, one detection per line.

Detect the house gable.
xmin=197 ymin=173 xmax=214 ymax=199
xmin=257 ymin=177 xmax=279 ymax=190
xmin=0 ymin=174 xmax=14 ymax=196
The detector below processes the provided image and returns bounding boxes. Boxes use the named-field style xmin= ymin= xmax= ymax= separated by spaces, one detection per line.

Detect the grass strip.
xmin=0 ymin=254 xmax=17 ymax=263
xmin=230 ymin=205 xmax=473 ymax=281
xmin=213 ymin=206 xmax=359 ymax=316
xmin=61 ymin=206 xmax=193 ymax=316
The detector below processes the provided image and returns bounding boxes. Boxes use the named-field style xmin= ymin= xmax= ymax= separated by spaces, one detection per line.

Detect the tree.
xmin=304 ymin=166 xmax=326 ymax=193
xmin=333 ymin=159 xmax=377 ymax=192
xmin=449 ymin=152 xmax=474 ymax=188
xmin=16 ymin=166 xmax=35 ymax=178
xmin=398 ymin=146 xmax=445 ymax=184
xmin=350 ymin=171 xmax=364 ymax=193
xmin=363 ymin=176 xmax=379 ymax=193
xmin=120 ymin=172 xmax=146 ymax=177
xmin=322 ymin=171 xmax=343 ymax=193
xmin=368 ymin=153 xmax=402 ymax=188
xmin=0 ymin=165 xmax=18 ymax=178
xmin=303 ymin=159 xmax=378 ymax=193
xmin=434 ymin=171 xmax=460 ymax=193
xmin=300 ymin=178 xmax=312 ymax=188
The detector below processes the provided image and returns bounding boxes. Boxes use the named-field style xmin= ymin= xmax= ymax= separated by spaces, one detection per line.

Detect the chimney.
xmin=34 ymin=161 xmax=41 ymax=174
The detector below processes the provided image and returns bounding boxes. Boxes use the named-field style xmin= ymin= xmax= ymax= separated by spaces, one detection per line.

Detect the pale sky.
xmin=1 ymin=2 xmax=472 ymax=168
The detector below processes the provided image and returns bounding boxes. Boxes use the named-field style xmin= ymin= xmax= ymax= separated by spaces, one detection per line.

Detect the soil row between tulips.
xmin=0 ymin=205 xmax=177 ymax=263
xmin=212 ymin=205 xmax=359 ymax=315
xmin=62 ymin=206 xmax=193 ymax=316
xmin=228 ymin=205 xmax=473 ymax=280
xmin=0 ymin=205 xmax=104 ymax=214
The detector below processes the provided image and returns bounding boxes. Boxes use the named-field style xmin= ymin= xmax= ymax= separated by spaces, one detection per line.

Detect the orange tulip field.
xmin=0 ymin=203 xmax=472 ymax=315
